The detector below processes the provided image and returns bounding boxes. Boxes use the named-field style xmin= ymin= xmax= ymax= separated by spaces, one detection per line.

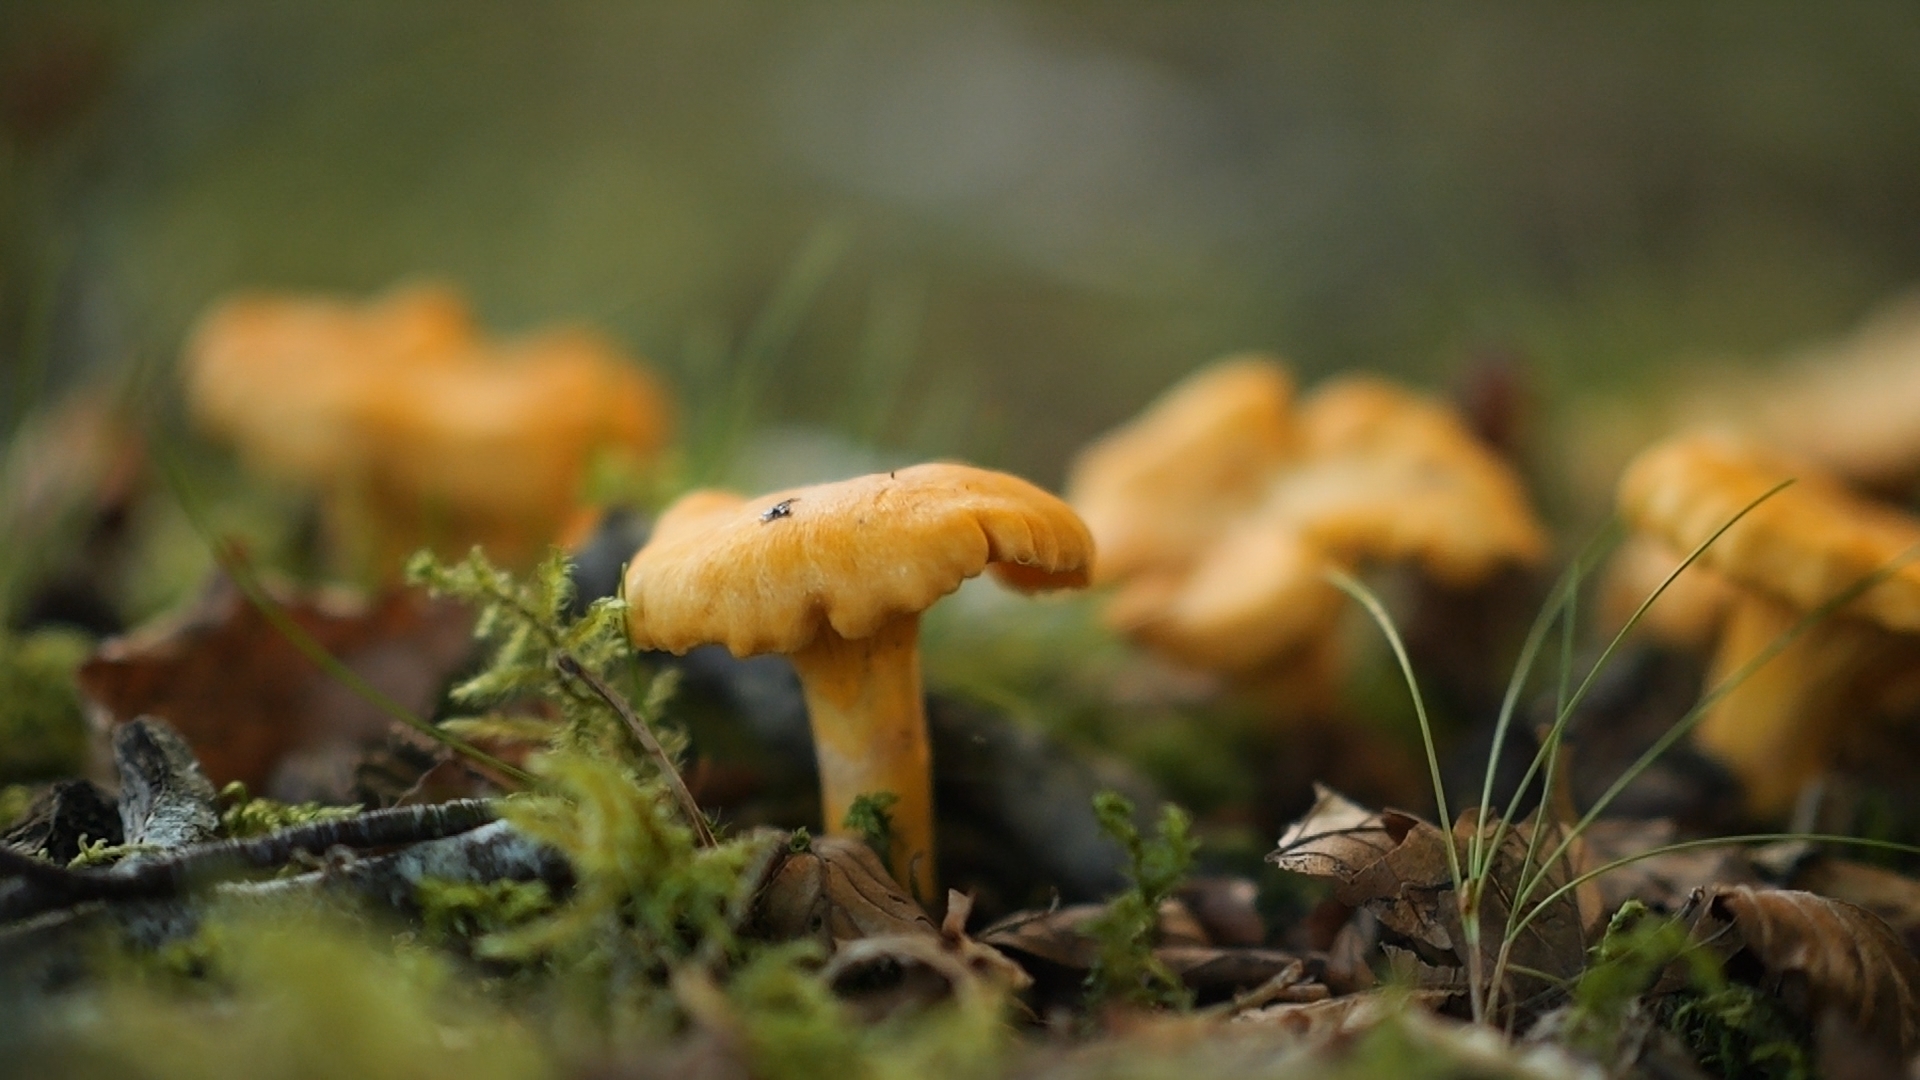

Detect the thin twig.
xmin=555 ymin=653 xmax=716 ymax=848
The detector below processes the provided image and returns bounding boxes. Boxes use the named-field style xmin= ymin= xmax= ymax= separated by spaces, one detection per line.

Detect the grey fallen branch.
xmin=0 ymin=798 xmax=499 ymax=923
xmin=113 ymin=717 xmax=220 ymax=851
xmin=0 ymin=819 xmax=569 ymax=998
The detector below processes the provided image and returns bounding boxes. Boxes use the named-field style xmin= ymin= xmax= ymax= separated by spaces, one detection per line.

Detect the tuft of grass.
xmin=1329 ymin=476 xmax=1920 ymax=1025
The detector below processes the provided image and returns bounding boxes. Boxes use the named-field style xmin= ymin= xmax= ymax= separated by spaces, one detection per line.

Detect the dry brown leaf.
xmin=746 ymin=840 xmax=1027 ymax=1019
xmin=75 ymin=573 xmax=474 ymax=800
xmin=1233 ymin=988 xmax=1451 ymax=1038
xmin=977 ymin=899 xmax=1321 ymax=1007
xmin=750 ymin=835 xmax=937 ymax=947
xmin=1575 ymin=819 xmax=1762 ymax=912
xmin=977 ymin=898 xmax=1207 ymax=973
xmin=1268 ymin=786 xmax=1598 ymax=1017
xmin=1682 ymin=884 xmax=1920 ymax=1057
xmin=1776 ymin=854 xmax=1920 ymax=957
xmin=1270 ymin=785 xmax=1457 ymax=953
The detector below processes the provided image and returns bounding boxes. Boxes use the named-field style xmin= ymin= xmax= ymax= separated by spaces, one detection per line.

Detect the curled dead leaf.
xmin=978 ymin=899 xmax=1320 ymax=1008
xmin=1268 ymin=786 xmax=1598 ymax=1019
xmin=1770 ymin=851 xmax=1920 ymax=957
xmin=1681 ymin=884 xmax=1920 ymax=1057
xmin=745 ymin=840 xmax=1025 ymax=1018
xmin=750 ymin=835 xmax=936 ymax=948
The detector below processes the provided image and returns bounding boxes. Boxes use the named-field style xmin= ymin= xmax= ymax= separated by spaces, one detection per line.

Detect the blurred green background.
xmin=5 ymin=1 xmax=1920 ymax=495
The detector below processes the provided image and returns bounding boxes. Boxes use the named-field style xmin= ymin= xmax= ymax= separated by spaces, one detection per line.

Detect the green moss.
xmin=1662 ymin=983 xmax=1812 ymax=1080
xmin=414 ymin=878 xmax=555 ymax=944
xmin=53 ymin=903 xmax=554 ymax=1080
xmin=217 ymin=781 xmax=362 ymax=839
xmin=1565 ymin=901 xmax=1813 ymax=1079
xmin=842 ymin=791 xmax=899 ymax=870
xmin=723 ymin=942 xmax=1012 ymax=1080
xmin=0 ymin=783 xmax=35 ymax=830
xmin=407 ymin=547 xmax=684 ymax=770
xmin=1083 ymin=791 xmax=1197 ymax=1011
xmin=479 ymin=751 xmax=755 ymax=973
xmin=729 ymin=944 xmax=866 ymax=1080
xmin=68 ymin=837 xmax=161 ymax=869
xmin=0 ymin=628 xmax=92 ymax=782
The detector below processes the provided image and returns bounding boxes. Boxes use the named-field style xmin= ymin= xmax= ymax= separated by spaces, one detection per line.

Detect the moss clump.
xmin=1662 ymin=982 xmax=1812 ymax=1080
xmin=0 ymin=783 xmax=35 ymax=830
xmin=414 ymin=878 xmax=555 ymax=945
xmin=408 ymin=547 xmax=670 ymax=761
xmin=217 ymin=780 xmax=362 ymax=839
xmin=842 ymin=790 xmax=899 ymax=871
xmin=727 ymin=943 xmax=866 ymax=1080
xmin=723 ymin=942 xmax=1012 ymax=1080
xmin=480 ymin=752 xmax=755 ymax=973
xmin=1083 ymin=791 xmax=1197 ymax=1010
xmin=0 ymin=629 xmax=92 ymax=782
xmin=47 ymin=904 xmax=553 ymax=1080
xmin=1565 ymin=901 xmax=1813 ymax=1079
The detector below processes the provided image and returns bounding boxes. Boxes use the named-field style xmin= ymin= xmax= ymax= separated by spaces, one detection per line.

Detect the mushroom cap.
xmin=358 ymin=326 xmax=672 ymax=517
xmin=185 ymin=283 xmax=474 ymax=478
xmin=625 ymin=464 xmax=1095 ymax=657
xmin=1108 ymin=527 xmax=1345 ymax=674
xmin=1735 ymin=293 xmax=1920 ymax=492
xmin=1077 ymin=370 xmax=1547 ymax=676
xmin=183 ymin=283 xmax=673 ymax=568
xmin=1115 ymin=379 xmax=1545 ymax=672
xmin=1289 ymin=376 xmax=1548 ymax=583
xmin=1596 ymin=534 xmax=1740 ymax=648
xmin=1618 ymin=434 xmax=1920 ymax=631
xmin=1066 ymin=356 xmax=1300 ymax=583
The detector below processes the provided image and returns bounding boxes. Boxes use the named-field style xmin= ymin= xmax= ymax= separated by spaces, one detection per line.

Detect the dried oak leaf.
xmin=1576 ymin=818 xmax=1761 ymax=913
xmin=1268 ymin=785 xmax=1456 ymax=954
xmin=1233 ymin=988 xmax=1451 ymax=1038
xmin=750 ymin=835 xmax=936 ymax=947
xmin=1781 ymin=855 xmax=1920 ymax=957
xmin=979 ymin=899 xmax=1317 ymax=1007
xmin=1268 ymin=786 xmax=1599 ymax=1015
xmin=1681 ymin=884 xmax=1920 ymax=1057
xmin=76 ymin=573 xmax=474 ymax=801
xmin=747 ymin=837 xmax=1026 ymax=1019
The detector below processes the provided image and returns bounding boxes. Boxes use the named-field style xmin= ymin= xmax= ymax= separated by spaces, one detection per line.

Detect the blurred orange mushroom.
xmin=1617 ymin=433 xmax=1920 ymax=816
xmin=1067 ymin=357 xmax=1546 ymax=709
xmin=184 ymin=283 xmax=672 ymax=574
xmin=623 ymin=464 xmax=1094 ymax=900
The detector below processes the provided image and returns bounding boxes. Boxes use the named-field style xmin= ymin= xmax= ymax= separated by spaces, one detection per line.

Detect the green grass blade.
xmin=1488 ymin=482 xmax=1793 ymax=912
xmin=1509 ymin=540 xmax=1920 ymax=934
xmin=1326 ymin=566 xmax=1462 ymax=892
xmin=1471 ymin=522 xmax=1621 ymax=879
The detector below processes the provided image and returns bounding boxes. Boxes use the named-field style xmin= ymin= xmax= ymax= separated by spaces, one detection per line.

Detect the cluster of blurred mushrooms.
xmin=14 ymin=278 xmax=1920 ymax=908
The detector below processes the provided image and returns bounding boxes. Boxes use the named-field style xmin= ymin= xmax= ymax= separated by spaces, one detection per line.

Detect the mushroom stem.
xmin=788 ymin=613 xmax=936 ymax=901
xmin=1697 ymin=595 xmax=1877 ymax=817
